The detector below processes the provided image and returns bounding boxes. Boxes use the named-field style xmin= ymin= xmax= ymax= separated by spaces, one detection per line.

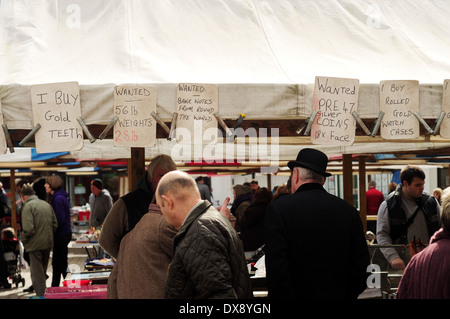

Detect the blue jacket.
xmin=50 ymin=189 xmax=72 ymax=237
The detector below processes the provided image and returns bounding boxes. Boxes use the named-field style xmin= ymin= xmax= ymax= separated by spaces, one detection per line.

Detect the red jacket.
xmin=397 ymin=228 xmax=450 ymax=299
xmin=366 ymin=187 xmax=384 ymax=215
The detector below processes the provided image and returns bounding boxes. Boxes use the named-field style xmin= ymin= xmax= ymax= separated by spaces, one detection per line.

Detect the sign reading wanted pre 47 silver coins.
xmin=379 ymin=80 xmax=419 ymax=140
xmin=310 ymin=76 xmax=359 ymax=146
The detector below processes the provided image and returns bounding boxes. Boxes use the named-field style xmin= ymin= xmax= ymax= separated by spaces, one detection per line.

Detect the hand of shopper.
xmin=391 ymin=257 xmax=405 ymax=270
xmin=219 ymin=197 xmax=231 ymax=218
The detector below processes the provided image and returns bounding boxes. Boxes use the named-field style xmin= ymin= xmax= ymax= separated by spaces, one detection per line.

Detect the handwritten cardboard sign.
xmin=31 ymin=82 xmax=83 ymax=153
xmin=380 ymin=80 xmax=419 ymax=140
xmin=113 ymin=85 xmax=157 ymax=147
xmin=175 ymin=83 xmax=218 ymax=144
xmin=439 ymin=80 xmax=450 ymax=138
xmin=310 ymin=76 xmax=359 ymax=146
xmin=0 ymin=100 xmax=6 ymax=155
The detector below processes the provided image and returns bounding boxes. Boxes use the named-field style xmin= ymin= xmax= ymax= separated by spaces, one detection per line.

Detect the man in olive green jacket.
xmin=20 ymin=184 xmax=58 ymax=297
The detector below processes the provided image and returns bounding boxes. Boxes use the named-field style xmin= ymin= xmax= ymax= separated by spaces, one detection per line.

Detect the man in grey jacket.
xmin=20 ymin=184 xmax=58 ymax=297
xmin=157 ymin=171 xmax=252 ymax=299
xmin=89 ymin=178 xmax=113 ymax=228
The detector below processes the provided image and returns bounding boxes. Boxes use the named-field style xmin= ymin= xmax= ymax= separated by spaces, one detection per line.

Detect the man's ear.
xmin=161 ymin=194 xmax=173 ymax=210
xmin=292 ymin=168 xmax=299 ymax=183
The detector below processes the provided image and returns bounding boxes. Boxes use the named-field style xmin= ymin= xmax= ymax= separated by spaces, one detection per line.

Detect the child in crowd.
xmin=1 ymin=227 xmax=19 ymax=288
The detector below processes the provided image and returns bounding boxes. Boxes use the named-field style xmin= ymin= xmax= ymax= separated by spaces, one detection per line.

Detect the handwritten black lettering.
xmin=178 ymin=84 xmax=205 ymax=93
xmin=44 ymin=110 xmax=71 ymax=122
xmin=385 ymin=97 xmax=410 ymax=105
xmin=48 ymin=128 xmax=83 ymax=139
xmin=179 ymin=105 xmax=194 ymax=112
xmin=193 ymin=115 xmax=213 ymax=122
xmin=114 ymin=87 xmax=151 ymax=96
xmin=316 ymin=78 xmax=357 ymax=95
xmin=118 ymin=118 xmax=153 ymax=128
xmin=36 ymin=93 xmax=47 ymax=105
xmin=54 ymin=90 xmax=79 ymax=106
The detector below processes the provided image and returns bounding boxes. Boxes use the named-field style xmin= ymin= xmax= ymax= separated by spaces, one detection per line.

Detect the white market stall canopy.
xmin=2 ymin=0 xmax=450 ymax=84
xmin=2 ymin=0 xmax=450 ymax=161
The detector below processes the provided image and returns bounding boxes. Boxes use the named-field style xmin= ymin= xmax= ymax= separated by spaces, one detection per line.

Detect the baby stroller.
xmin=2 ymin=238 xmax=25 ymax=288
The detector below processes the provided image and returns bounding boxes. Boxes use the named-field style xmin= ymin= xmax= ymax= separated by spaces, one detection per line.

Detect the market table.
xmin=71 ymin=241 xmax=102 ymax=259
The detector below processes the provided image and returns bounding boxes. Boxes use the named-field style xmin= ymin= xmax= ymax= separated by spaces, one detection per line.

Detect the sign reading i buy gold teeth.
xmin=31 ymin=82 xmax=83 ymax=153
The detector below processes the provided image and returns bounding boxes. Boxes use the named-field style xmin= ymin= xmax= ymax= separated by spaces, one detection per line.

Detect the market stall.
xmin=2 ymin=0 xmax=450 ymax=300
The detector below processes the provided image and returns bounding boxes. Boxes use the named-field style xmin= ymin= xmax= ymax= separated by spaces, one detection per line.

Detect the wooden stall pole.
xmin=343 ymin=154 xmax=353 ymax=206
xmin=128 ymin=147 xmax=145 ymax=193
xmin=358 ymin=156 xmax=367 ymax=233
xmin=446 ymin=165 xmax=450 ymax=187
xmin=9 ymin=168 xmax=17 ymax=231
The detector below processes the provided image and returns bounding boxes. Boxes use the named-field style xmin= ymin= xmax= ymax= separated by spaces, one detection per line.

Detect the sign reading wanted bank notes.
xmin=176 ymin=83 xmax=218 ymax=144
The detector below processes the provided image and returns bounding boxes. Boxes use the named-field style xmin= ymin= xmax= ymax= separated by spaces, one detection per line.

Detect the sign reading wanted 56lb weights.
xmin=31 ymin=82 xmax=83 ymax=153
xmin=113 ymin=85 xmax=157 ymax=147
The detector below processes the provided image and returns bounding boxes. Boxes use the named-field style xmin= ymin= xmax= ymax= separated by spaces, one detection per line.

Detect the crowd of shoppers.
xmin=3 ymin=148 xmax=449 ymax=300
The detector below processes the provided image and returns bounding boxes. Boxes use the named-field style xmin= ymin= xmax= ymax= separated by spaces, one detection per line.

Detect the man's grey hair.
xmin=157 ymin=171 xmax=199 ymax=200
xmin=295 ymin=166 xmax=326 ymax=184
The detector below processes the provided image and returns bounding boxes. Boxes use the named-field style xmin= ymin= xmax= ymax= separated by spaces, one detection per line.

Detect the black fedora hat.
xmin=287 ymin=148 xmax=331 ymax=177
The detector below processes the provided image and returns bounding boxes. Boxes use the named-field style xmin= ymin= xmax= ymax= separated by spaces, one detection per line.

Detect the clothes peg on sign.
xmin=168 ymin=112 xmax=178 ymax=141
xmin=2 ymin=124 xmax=14 ymax=153
xmin=296 ymin=111 xmax=318 ymax=135
xmin=351 ymin=111 xmax=371 ymax=136
xmin=431 ymin=111 xmax=446 ymax=136
xmin=413 ymin=111 xmax=434 ymax=135
xmin=295 ymin=121 xmax=308 ymax=135
xmin=77 ymin=117 xmax=96 ymax=143
xmin=229 ymin=113 xmax=246 ymax=142
xmin=98 ymin=116 xmax=119 ymax=140
xmin=151 ymin=111 xmax=170 ymax=136
xmin=213 ymin=113 xmax=233 ymax=139
xmin=303 ymin=110 xmax=318 ymax=136
xmin=19 ymin=123 xmax=41 ymax=147
xmin=370 ymin=112 xmax=384 ymax=137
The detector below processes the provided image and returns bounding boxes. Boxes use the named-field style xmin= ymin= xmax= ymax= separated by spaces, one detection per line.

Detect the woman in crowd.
xmin=45 ymin=175 xmax=72 ymax=287
xmin=239 ymin=187 xmax=272 ymax=252
xmin=397 ymin=187 xmax=450 ymax=298
xmin=230 ymin=184 xmax=253 ymax=233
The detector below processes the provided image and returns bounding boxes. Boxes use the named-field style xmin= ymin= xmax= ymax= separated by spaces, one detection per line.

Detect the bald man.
xmin=156 ymin=171 xmax=252 ymax=299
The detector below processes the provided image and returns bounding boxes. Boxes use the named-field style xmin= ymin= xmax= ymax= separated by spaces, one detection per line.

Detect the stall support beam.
xmin=359 ymin=156 xmax=367 ymax=233
xmin=343 ymin=154 xmax=353 ymax=206
xmin=128 ymin=147 xmax=145 ymax=192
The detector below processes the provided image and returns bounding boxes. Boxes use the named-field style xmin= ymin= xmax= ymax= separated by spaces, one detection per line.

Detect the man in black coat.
xmin=265 ymin=148 xmax=370 ymax=299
